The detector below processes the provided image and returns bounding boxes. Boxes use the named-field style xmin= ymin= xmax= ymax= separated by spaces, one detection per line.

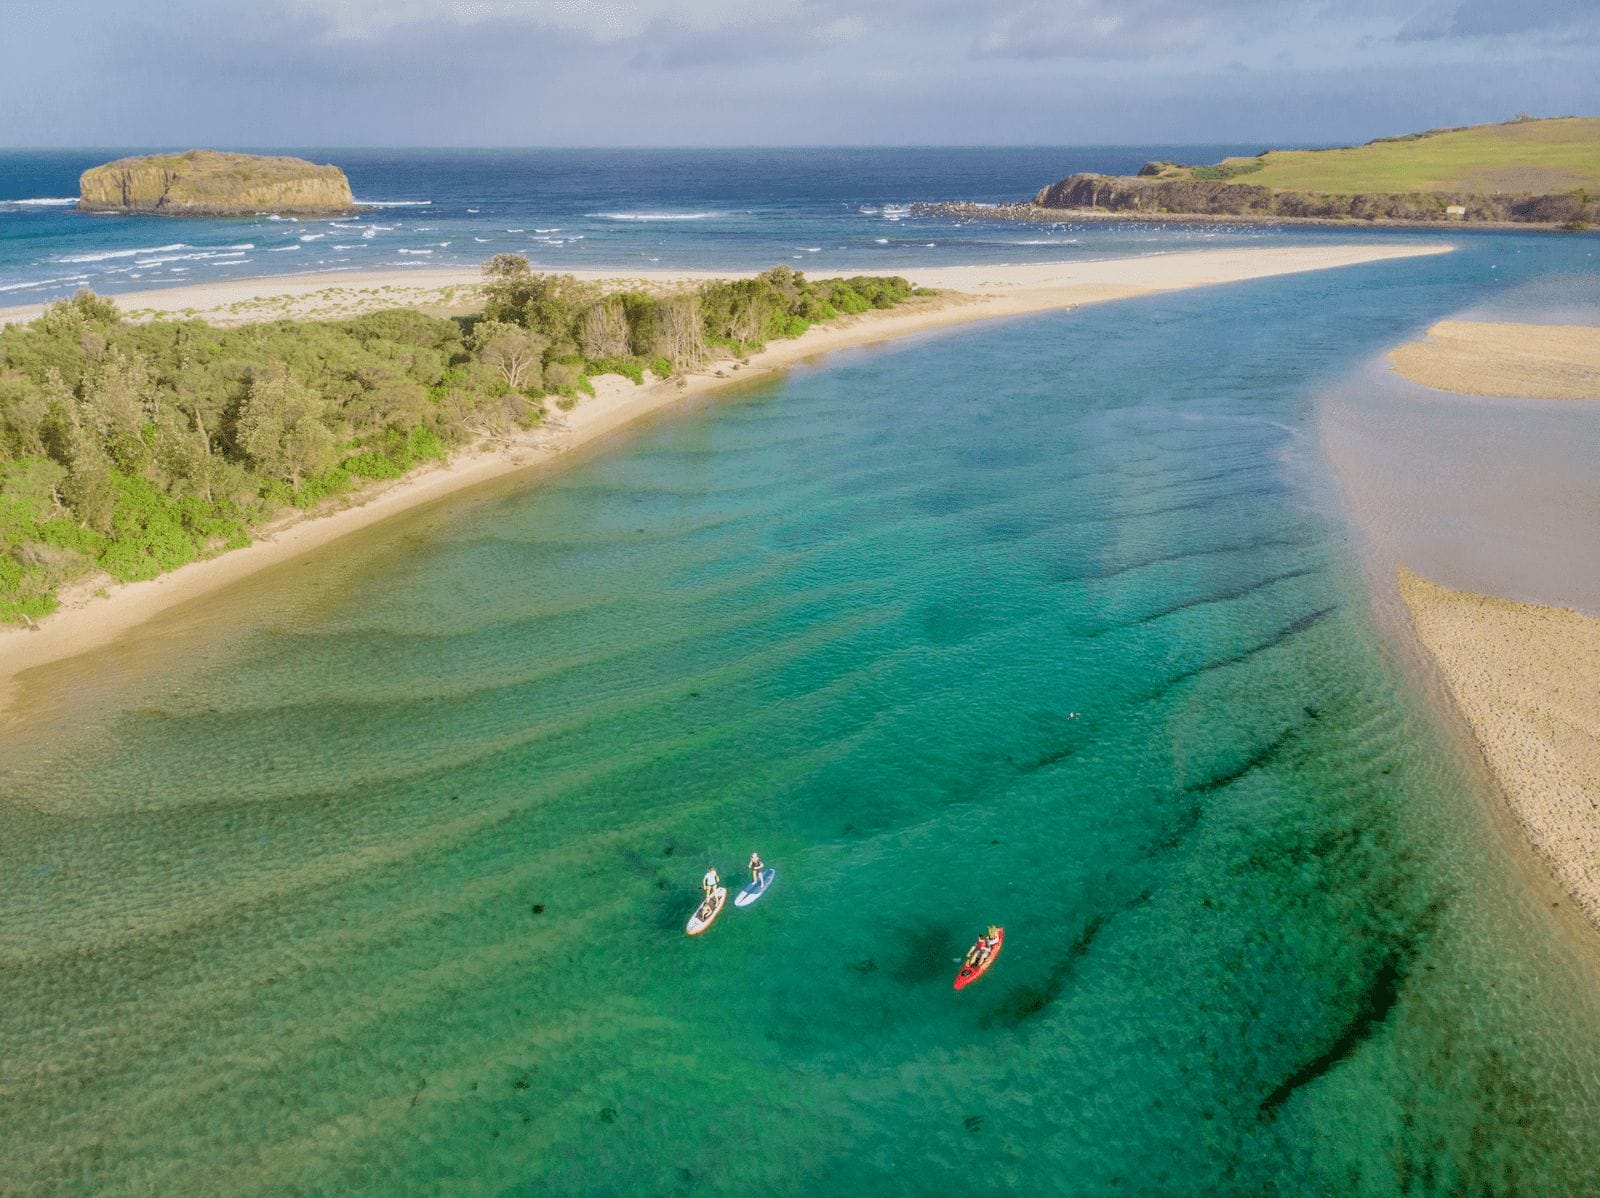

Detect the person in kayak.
xmin=965 ymin=927 xmax=1000 ymax=969
xmin=702 ymin=866 xmax=721 ymax=898
xmin=748 ymin=852 xmax=765 ymax=885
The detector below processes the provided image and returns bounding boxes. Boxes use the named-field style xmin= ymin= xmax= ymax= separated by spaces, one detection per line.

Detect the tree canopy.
xmin=0 ymin=263 xmax=916 ymax=621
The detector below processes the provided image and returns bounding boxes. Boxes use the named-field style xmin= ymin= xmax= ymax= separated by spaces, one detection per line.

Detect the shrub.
xmin=584 ymin=356 xmax=645 ymax=385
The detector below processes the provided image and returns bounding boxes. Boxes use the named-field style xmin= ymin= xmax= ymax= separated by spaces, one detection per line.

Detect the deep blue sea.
xmin=0 ymin=146 xmax=1446 ymax=301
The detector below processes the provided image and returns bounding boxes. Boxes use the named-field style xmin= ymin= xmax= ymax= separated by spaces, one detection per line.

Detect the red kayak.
xmin=954 ymin=927 xmax=1004 ymax=990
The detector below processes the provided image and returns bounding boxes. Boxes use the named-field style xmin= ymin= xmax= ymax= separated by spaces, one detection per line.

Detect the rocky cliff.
xmin=1032 ymin=173 xmax=1593 ymax=225
xmin=79 ymin=151 xmax=357 ymax=217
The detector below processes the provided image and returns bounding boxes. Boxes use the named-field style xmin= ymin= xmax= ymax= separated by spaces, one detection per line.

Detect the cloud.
xmin=290 ymin=0 xmax=809 ymax=42
xmin=1398 ymin=0 xmax=1599 ymax=41
xmin=628 ymin=13 xmax=866 ymax=69
xmin=3 ymin=0 xmax=1597 ymax=146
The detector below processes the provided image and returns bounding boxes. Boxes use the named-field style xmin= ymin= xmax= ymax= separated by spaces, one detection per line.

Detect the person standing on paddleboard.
xmin=748 ymin=852 xmax=765 ymax=885
xmin=702 ymin=866 xmax=721 ymax=898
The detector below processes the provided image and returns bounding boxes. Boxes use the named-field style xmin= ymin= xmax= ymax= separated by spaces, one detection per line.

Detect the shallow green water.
xmin=5 ymin=238 xmax=1600 ymax=1194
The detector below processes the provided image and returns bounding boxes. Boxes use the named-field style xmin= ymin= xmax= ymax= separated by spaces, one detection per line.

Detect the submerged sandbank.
xmin=1387 ymin=320 xmax=1600 ymax=400
xmin=1399 ymin=569 xmax=1600 ymax=923
xmin=0 ymin=242 xmax=1449 ymax=709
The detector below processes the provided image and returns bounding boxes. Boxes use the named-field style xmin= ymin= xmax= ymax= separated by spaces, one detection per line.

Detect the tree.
xmin=59 ymin=400 xmax=117 ymax=533
xmin=654 ymin=295 xmax=708 ymax=370
xmin=470 ymin=320 xmax=548 ymax=392
xmin=479 ymin=261 xmax=596 ymax=339
xmin=578 ymin=300 xmax=630 ymax=360
xmin=0 ymin=370 xmax=50 ymax=458
xmin=79 ymin=348 xmax=156 ymax=474
xmin=234 ymin=364 xmax=337 ymax=491
xmin=36 ymin=289 xmax=120 ymax=341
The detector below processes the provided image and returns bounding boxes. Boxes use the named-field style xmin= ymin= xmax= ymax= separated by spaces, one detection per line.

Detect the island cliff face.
xmin=79 ymin=151 xmax=357 ymax=217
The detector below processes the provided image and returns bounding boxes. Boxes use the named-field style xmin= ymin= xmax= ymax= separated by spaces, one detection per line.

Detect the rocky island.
xmin=921 ymin=117 xmax=1600 ymax=230
xmin=78 ymin=150 xmax=357 ymax=217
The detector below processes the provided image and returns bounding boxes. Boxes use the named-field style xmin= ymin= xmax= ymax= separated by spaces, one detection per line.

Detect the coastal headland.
xmin=922 ymin=117 xmax=1600 ymax=230
xmin=0 ymin=242 xmax=1448 ymax=710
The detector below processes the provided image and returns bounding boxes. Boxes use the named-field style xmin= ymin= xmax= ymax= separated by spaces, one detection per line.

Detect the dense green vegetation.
xmin=0 ymin=261 xmax=916 ymax=621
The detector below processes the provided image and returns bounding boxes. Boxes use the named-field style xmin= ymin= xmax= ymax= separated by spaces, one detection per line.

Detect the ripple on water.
xmin=4 ymin=255 xmax=1600 ymax=1192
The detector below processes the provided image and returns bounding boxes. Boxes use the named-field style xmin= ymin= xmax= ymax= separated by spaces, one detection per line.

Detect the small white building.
xmin=1445 ymin=204 xmax=1467 ymax=218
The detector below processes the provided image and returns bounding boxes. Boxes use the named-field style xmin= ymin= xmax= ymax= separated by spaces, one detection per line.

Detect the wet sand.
xmin=1387 ymin=320 xmax=1600 ymax=400
xmin=1399 ymin=569 xmax=1600 ymax=923
xmin=1330 ymin=306 xmax=1600 ymax=928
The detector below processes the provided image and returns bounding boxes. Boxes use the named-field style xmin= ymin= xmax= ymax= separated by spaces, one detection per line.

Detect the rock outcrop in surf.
xmin=78 ymin=151 xmax=357 ymax=217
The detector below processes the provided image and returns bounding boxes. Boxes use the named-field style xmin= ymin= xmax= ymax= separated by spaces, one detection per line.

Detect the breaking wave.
xmin=591 ymin=211 xmax=724 ymax=222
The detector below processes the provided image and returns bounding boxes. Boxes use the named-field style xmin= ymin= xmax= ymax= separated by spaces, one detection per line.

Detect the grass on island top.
xmin=1191 ymin=117 xmax=1600 ymax=194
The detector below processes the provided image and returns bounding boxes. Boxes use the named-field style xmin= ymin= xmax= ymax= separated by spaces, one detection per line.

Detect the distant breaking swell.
xmin=590 ymin=211 xmax=725 ymax=222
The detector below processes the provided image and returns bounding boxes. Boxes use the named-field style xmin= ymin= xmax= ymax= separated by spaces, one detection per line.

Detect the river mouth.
xmin=4 ymin=237 xmax=1600 ymax=1192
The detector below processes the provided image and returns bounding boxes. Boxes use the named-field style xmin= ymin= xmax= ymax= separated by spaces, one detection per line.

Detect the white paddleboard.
xmin=734 ymin=868 xmax=776 ymax=908
xmin=687 ymin=887 xmax=726 ymax=935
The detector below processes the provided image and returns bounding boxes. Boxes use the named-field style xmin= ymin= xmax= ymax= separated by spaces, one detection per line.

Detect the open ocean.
xmin=3 ymin=150 xmax=1600 ymax=1193
xmin=0 ymin=145 xmax=1444 ymax=301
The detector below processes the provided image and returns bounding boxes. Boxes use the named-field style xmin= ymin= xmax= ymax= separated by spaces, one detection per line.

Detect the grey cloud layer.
xmin=2 ymin=0 xmax=1595 ymax=145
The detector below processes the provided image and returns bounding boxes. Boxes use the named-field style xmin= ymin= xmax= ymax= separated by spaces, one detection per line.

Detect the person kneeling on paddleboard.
xmin=702 ymin=867 xmax=721 ymax=898
xmin=748 ymin=852 xmax=764 ymax=885
xmin=965 ymin=927 xmax=1000 ymax=969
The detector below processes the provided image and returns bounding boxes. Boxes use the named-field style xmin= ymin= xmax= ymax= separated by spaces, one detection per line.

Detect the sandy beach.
xmin=0 ymin=242 xmax=1447 ymax=705
xmin=1399 ymin=569 xmax=1600 ymax=922
xmin=1387 ymin=319 xmax=1600 ymax=400
xmin=1353 ymin=310 xmax=1600 ymax=926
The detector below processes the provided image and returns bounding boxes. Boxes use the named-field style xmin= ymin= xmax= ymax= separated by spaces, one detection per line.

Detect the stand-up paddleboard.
xmin=687 ymin=887 xmax=727 ymax=936
xmin=953 ymin=927 xmax=1004 ymax=990
xmin=734 ymin=867 xmax=776 ymax=908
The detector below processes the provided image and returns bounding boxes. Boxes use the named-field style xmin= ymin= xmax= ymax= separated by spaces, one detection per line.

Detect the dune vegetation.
xmin=0 ymin=258 xmax=916 ymax=621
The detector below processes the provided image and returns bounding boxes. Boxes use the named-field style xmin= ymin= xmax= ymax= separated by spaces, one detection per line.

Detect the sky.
xmin=2 ymin=0 xmax=1596 ymax=147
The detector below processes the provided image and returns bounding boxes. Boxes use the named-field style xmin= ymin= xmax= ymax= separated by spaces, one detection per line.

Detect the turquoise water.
xmin=5 ymin=238 xmax=1600 ymax=1193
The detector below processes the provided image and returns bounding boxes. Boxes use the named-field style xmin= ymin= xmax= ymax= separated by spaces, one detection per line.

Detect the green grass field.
xmin=1201 ymin=117 xmax=1600 ymax=194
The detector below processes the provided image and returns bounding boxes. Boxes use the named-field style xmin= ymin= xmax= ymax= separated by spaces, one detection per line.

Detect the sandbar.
xmin=1387 ymin=320 xmax=1600 ymax=400
xmin=0 ymin=242 xmax=1449 ymax=707
xmin=1399 ymin=569 xmax=1600 ymax=922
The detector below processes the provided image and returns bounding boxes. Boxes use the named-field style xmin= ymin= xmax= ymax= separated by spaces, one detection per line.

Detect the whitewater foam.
xmin=0 ymin=276 xmax=87 ymax=293
xmin=593 ymin=211 xmax=724 ymax=222
xmin=57 ymin=243 xmax=190 ymax=264
xmin=357 ymin=199 xmax=432 ymax=208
